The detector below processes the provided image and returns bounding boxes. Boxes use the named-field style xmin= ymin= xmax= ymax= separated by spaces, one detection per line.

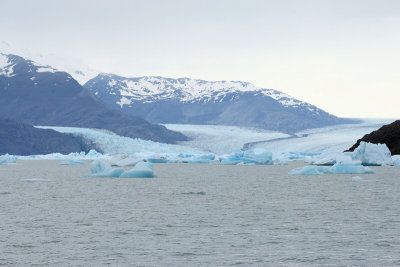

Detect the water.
xmin=1 ymin=161 xmax=400 ymax=266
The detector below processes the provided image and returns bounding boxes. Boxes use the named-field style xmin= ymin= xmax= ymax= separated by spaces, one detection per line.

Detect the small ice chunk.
xmin=120 ymin=161 xmax=156 ymax=178
xmin=289 ymin=165 xmax=331 ymax=175
xmin=60 ymin=160 xmax=85 ymax=165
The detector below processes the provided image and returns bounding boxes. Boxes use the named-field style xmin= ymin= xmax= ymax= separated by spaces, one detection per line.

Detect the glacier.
xmin=0 ymin=119 xmax=397 ymax=174
xmin=36 ymin=126 xmax=201 ymax=158
xmin=164 ymin=124 xmax=289 ymax=154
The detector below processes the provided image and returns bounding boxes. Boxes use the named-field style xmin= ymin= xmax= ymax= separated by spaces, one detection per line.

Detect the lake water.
xmin=1 ymin=161 xmax=400 ymax=266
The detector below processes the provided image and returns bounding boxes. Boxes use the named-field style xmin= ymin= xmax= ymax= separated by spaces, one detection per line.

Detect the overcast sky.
xmin=1 ymin=0 xmax=399 ymax=118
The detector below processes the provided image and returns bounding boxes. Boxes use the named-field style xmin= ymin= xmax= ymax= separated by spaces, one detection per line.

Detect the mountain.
xmin=0 ymin=53 xmax=186 ymax=143
xmin=84 ymin=74 xmax=360 ymax=133
xmin=0 ymin=119 xmax=96 ymax=155
xmin=347 ymin=120 xmax=400 ymax=155
xmin=0 ymin=41 xmax=97 ymax=85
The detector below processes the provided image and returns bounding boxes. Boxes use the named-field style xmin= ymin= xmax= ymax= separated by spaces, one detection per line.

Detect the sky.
xmin=0 ymin=0 xmax=399 ymax=118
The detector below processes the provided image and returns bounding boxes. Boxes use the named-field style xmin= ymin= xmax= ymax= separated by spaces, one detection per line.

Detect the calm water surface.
xmin=0 ymin=161 xmax=400 ymax=266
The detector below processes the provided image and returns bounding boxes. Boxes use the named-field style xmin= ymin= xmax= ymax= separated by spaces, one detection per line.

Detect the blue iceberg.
xmin=290 ymin=161 xmax=374 ymax=175
xmin=331 ymin=161 xmax=374 ymax=174
xmin=351 ymin=141 xmax=393 ymax=166
xmin=392 ymin=155 xmax=400 ymax=166
xmin=219 ymin=148 xmax=273 ymax=165
xmin=85 ymin=160 xmax=124 ymax=178
xmin=0 ymin=155 xmax=17 ymax=165
xmin=120 ymin=161 xmax=156 ymax=178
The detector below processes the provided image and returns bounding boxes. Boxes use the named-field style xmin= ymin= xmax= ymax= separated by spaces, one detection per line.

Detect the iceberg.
xmin=0 ymin=156 xmax=17 ymax=165
xmin=290 ymin=161 xmax=374 ymax=175
xmin=59 ymin=160 xmax=85 ymax=165
xmin=108 ymin=154 xmax=141 ymax=166
xmin=242 ymin=148 xmax=273 ymax=165
xmin=177 ymin=153 xmax=216 ymax=164
xmin=147 ymin=156 xmax=169 ymax=163
xmin=331 ymin=161 xmax=374 ymax=174
xmin=85 ymin=160 xmax=124 ymax=178
xmin=219 ymin=153 xmax=242 ymax=165
xmin=120 ymin=161 xmax=156 ymax=178
xmin=392 ymin=155 xmax=400 ymax=166
xmin=308 ymin=152 xmax=353 ymax=166
xmin=219 ymin=148 xmax=273 ymax=165
xmin=351 ymin=141 xmax=393 ymax=166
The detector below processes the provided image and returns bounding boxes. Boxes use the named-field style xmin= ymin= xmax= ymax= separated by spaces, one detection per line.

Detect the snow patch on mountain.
xmin=89 ymin=74 xmax=317 ymax=110
xmin=0 ymin=43 xmax=97 ymax=84
xmin=0 ymin=53 xmax=16 ymax=77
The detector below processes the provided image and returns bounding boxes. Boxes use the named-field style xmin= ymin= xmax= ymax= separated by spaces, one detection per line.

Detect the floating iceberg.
xmin=59 ymin=160 xmax=85 ymax=165
xmin=108 ymin=154 xmax=141 ymax=166
xmin=85 ymin=160 xmax=124 ymax=178
xmin=219 ymin=148 xmax=273 ymax=165
xmin=331 ymin=161 xmax=374 ymax=174
xmin=0 ymin=156 xmax=17 ymax=165
xmin=242 ymin=148 xmax=273 ymax=165
xmin=219 ymin=153 xmax=242 ymax=165
xmin=392 ymin=155 xmax=400 ymax=166
xmin=176 ymin=153 xmax=216 ymax=164
xmin=290 ymin=161 xmax=374 ymax=175
xmin=308 ymin=152 xmax=353 ymax=166
xmin=147 ymin=157 xmax=169 ymax=163
xmin=120 ymin=162 xmax=156 ymax=178
xmin=351 ymin=141 xmax=393 ymax=166
xmin=85 ymin=160 xmax=156 ymax=178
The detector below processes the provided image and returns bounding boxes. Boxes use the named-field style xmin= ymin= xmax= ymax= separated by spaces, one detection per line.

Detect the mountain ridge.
xmin=85 ymin=73 xmax=360 ymax=133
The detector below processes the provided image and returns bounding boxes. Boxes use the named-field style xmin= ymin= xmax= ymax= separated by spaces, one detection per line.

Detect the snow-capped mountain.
xmin=0 ymin=41 xmax=97 ymax=84
xmin=85 ymin=74 xmax=359 ymax=133
xmin=0 ymin=53 xmax=186 ymax=143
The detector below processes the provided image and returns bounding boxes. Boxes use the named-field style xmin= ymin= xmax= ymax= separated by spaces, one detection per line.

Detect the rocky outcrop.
xmin=347 ymin=120 xmax=400 ymax=155
xmin=0 ymin=119 xmax=97 ymax=155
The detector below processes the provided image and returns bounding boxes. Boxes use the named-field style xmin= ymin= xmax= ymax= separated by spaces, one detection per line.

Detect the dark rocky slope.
xmin=347 ymin=120 xmax=400 ymax=155
xmin=0 ymin=119 xmax=97 ymax=155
